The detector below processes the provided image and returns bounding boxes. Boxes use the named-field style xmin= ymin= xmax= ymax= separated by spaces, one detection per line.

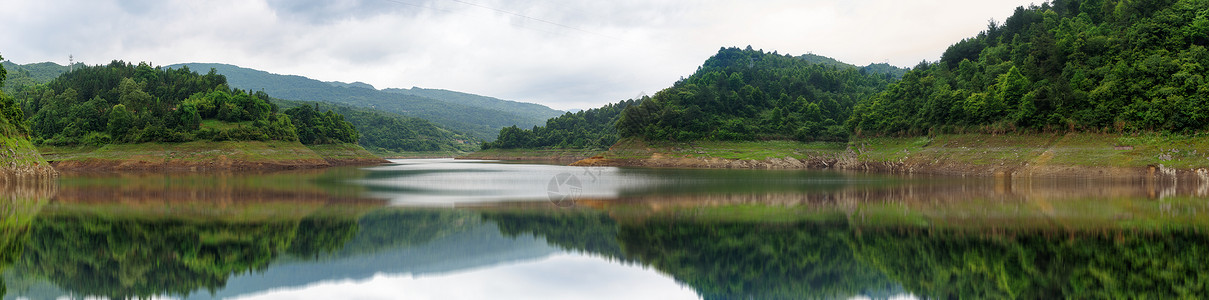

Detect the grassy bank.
xmin=579 ymin=133 xmax=1209 ymax=177
xmin=0 ymin=135 xmax=57 ymax=178
xmin=42 ymin=141 xmax=385 ymax=171
xmin=852 ymin=133 xmax=1209 ymax=170
xmin=306 ymin=143 xmax=390 ymax=165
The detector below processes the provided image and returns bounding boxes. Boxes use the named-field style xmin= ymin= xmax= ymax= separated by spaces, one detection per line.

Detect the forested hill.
xmin=617 ymin=47 xmax=900 ymax=142
xmin=482 ymin=98 xmax=641 ymax=150
xmin=12 ymin=61 xmax=355 ymax=146
xmin=167 ymin=63 xmax=564 ymax=140
xmin=273 ymin=99 xmax=478 ymax=154
xmin=849 ymin=0 xmax=1209 ymax=136
xmin=0 ymin=61 xmax=80 ymax=95
xmin=0 ymin=58 xmax=34 ymax=139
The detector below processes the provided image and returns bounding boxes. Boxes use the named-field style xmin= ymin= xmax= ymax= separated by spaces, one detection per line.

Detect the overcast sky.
xmin=1 ymin=0 xmax=1036 ymax=110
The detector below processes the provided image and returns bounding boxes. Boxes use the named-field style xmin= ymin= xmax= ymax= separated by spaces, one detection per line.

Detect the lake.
xmin=2 ymin=159 xmax=1208 ymax=299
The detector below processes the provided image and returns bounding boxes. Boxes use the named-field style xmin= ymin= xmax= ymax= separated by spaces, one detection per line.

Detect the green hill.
xmin=617 ymin=47 xmax=900 ymax=142
xmin=14 ymin=61 xmax=317 ymax=146
xmin=849 ymin=0 xmax=1209 ymax=135
xmin=168 ymin=63 xmax=564 ymax=141
xmin=8 ymin=60 xmax=383 ymax=169
xmin=274 ymin=99 xmax=478 ymax=155
xmin=0 ymin=61 xmax=473 ymax=155
xmin=0 ymin=61 xmax=80 ymax=95
xmin=480 ymin=50 xmax=905 ymax=151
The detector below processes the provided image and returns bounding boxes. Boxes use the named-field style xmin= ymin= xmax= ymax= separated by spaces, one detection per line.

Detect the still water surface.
xmin=2 ymin=159 xmax=1208 ymax=299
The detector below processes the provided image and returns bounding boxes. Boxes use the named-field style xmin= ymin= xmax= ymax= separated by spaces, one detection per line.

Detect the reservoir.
xmin=2 ymin=159 xmax=1207 ymax=299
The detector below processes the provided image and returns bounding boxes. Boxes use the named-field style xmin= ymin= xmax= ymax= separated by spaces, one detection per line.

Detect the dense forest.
xmin=849 ymin=0 xmax=1209 ymax=135
xmin=797 ymin=53 xmax=910 ymax=79
xmin=616 ymin=47 xmax=900 ymax=142
xmin=274 ymin=99 xmax=479 ymax=153
xmin=11 ymin=61 xmax=356 ymax=146
xmin=0 ymin=55 xmax=31 ymax=138
xmin=481 ymin=98 xmax=640 ymax=150
xmin=283 ymin=104 xmax=359 ymax=145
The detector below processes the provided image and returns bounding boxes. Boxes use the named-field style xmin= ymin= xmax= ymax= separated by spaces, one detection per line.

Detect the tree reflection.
xmin=1 ymin=180 xmax=52 ymax=299
xmin=13 ymin=212 xmax=359 ymax=299
xmin=482 ymin=209 xmax=627 ymax=261
xmin=483 ymin=210 xmax=897 ymax=300
xmin=487 ymin=208 xmax=1209 ymax=299
xmin=619 ymin=220 xmax=897 ymax=300
xmin=850 ymin=228 xmax=1209 ymax=298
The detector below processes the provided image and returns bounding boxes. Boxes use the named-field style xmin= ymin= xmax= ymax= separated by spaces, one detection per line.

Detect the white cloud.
xmin=0 ymin=0 xmax=1036 ymax=110
xmin=230 ymin=253 xmax=700 ymax=300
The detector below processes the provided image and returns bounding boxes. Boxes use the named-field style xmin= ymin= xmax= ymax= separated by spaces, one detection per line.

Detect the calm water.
xmin=2 ymin=159 xmax=1209 ymax=299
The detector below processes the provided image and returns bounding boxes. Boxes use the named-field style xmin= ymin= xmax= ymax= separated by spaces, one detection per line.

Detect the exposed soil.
xmin=572 ymin=153 xmax=1205 ymax=181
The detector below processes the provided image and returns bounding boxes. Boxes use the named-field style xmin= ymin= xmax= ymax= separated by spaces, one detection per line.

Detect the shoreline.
xmin=559 ymin=134 xmax=1209 ymax=180
xmin=42 ymin=141 xmax=387 ymax=172
xmin=458 ymin=148 xmax=604 ymax=162
xmin=1 ymin=136 xmax=58 ymax=180
xmin=570 ymin=155 xmax=1199 ymax=180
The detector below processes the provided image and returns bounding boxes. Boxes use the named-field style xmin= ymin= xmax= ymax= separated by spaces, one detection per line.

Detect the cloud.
xmin=0 ymin=0 xmax=1036 ymax=110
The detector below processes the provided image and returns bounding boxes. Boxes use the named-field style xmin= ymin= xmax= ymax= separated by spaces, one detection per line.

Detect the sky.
xmin=0 ymin=0 xmax=1037 ymax=111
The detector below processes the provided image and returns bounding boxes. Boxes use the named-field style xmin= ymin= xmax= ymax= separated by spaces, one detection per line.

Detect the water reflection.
xmin=1 ymin=160 xmax=1208 ymax=299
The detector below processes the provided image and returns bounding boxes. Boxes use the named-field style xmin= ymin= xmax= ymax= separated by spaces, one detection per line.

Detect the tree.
xmin=106 ymin=104 xmax=134 ymax=142
xmin=849 ymin=0 xmax=1209 ymax=135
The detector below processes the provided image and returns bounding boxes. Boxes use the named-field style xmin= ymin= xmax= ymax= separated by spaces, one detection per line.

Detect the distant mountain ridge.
xmin=382 ymin=86 xmax=565 ymax=125
xmin=0 ymin=61 xmax=79 ymax=94
xmin=166 ymin=63 xmax=565 ymax=141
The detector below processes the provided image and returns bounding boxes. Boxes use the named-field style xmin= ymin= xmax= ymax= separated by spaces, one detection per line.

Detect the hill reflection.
xmin=3 ymin=163 xmax=1209 ymax=299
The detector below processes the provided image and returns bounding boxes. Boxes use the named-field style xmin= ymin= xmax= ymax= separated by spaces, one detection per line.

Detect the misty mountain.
xmin=167 ymin=63 xmax=565 ymax=140
xmin=382 ymin=87 xmax=565 ymax=125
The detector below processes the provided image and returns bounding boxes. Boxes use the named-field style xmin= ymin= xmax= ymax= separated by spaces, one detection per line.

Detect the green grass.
xmin=0 ymin=135 xmax=54 ymax=171
xmin=306 ymin=143 xmax=384 ymax=162
xmin=199 ymin=119 xmax=253 ymax=130
xmin=42 ymin=140 xmax=327 ymax=164
xmin=855 ymin=134 xmax=1057 ymax=166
